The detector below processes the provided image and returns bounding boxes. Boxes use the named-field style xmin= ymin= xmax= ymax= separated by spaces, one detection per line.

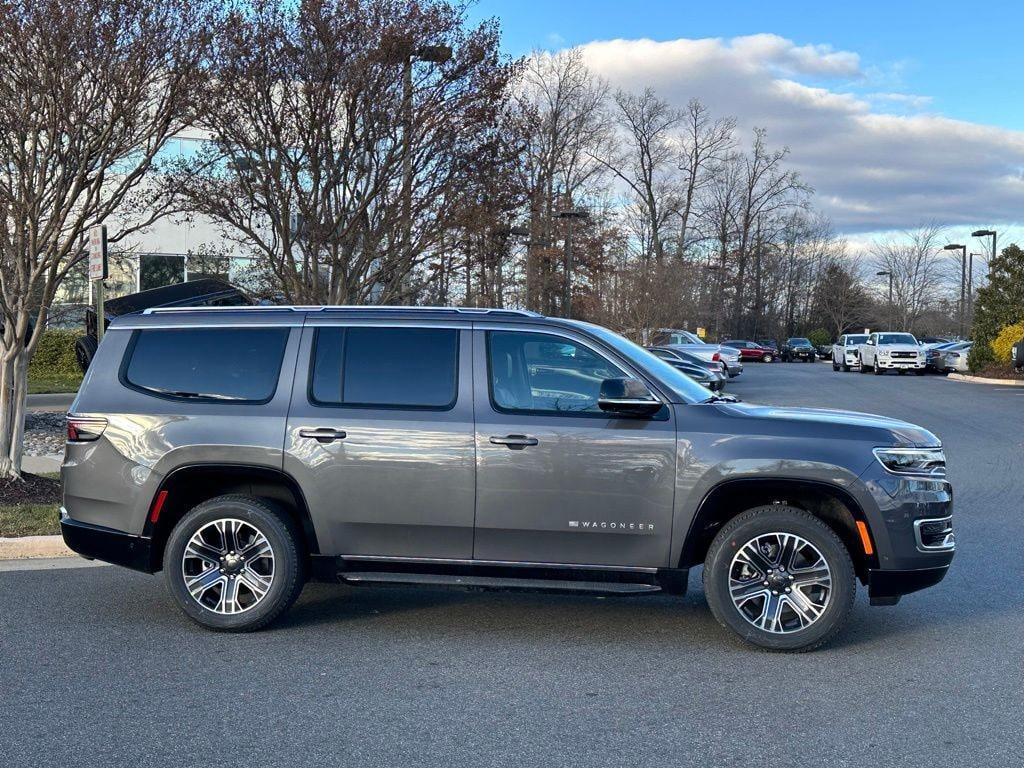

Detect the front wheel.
xmin=703 ymin=505 xmax=856 ymax=652
xmin=762 ymin=353 xmax=774 ymax=363
xmin=873 ymin=364 xmax=884 ymax=375
xmin=164 ymin=495 xmax=306 ymax=631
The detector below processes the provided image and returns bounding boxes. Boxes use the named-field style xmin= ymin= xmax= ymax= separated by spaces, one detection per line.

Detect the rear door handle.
xmin=489 ymin=434 xmax=539 ymax=449
xmin=298 ymin=427 xmax=347 ymax=444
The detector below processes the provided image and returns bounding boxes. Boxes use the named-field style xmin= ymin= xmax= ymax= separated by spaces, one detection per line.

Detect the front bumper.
xmin=60 ymin=513 xmax=155 ymax=573
xmin=868 ymin=565 xmax=949 ymax=605
xmin=856 ymin=462 xmax=954 ymax=603
xmin=875 ymin=358 xmax=925 ymax=369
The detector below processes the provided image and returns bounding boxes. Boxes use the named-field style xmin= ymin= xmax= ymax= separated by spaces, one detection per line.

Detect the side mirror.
xmin=598 ymin=378 xmax=662 ymax=417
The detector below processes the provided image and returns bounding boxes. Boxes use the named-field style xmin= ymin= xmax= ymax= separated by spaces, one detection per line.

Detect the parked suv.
xmin=831 ymin=333 xmax=869 ymax=371
xmin=61 ymin=306 xmax=954 ymax=651
xmin=781 ymin=337 xmax=815 ymax=362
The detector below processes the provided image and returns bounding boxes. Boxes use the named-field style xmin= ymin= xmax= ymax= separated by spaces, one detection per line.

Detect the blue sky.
xmin=470 ymin=0 xmax=1021 ymax=130
xmin=467 ymin=0 xmax=1024 ymax=246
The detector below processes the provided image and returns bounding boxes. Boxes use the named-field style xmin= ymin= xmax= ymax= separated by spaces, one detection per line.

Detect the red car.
xmin=721 ymin=340 xmax=776 ymax=362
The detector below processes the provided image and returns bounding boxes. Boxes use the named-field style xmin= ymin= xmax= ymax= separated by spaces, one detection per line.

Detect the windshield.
xmin=788 ymin=338 xmax=811 ymax=345
xmin=574 ymin=322 xmax=713 ymax=404
xmin=878 ymin=333 xmax=917 ymax=345
xmin=846 ymin=334 xmax=868 ymax=344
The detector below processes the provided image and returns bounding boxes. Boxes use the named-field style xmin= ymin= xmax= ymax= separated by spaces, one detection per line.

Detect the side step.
xmin=339 ymin=571 xmax=663 ymax=595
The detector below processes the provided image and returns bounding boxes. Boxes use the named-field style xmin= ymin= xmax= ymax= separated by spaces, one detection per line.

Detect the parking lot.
xmin=1 ymin=361 xmax=1021 ymax=768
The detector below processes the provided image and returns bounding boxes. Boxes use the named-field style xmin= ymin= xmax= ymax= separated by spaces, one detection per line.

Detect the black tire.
xmin=164 ymin=495 xmax=306 ymax=632
xmin=75 ymin=335 xmax=98 ymax=373
xmin=832 ymin=359 xmax=840 ymax=371
xmin=703 ymin=505 xmax=856 ymax=652
xmin=873 ymin=364 xmax=884 ymax=375
xmin=860 ymin=361 xmax=870 ymax=373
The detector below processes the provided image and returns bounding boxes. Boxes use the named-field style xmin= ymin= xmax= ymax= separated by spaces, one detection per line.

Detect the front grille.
xmin=914 ymin=517 xmax=955 ymax=551
xmin=891 ymin=351 xmax=917 ymax=359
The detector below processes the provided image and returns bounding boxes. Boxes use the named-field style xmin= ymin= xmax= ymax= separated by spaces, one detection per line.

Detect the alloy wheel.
xmin=728 ymin=532 xmax=832 ymax=634
xmin=181 ymin=518 xmax=275 ymax=615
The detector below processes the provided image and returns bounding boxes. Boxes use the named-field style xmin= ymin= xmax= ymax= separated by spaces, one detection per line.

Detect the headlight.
xmin=873 ymin=447 xmax=945 ymax=476
xmin=878 ymin=350 xmax=890 ymax=357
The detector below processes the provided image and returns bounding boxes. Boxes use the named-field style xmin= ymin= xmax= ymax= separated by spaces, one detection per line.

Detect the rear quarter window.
xmin=122 ymin=327 xmax=290 ymax=403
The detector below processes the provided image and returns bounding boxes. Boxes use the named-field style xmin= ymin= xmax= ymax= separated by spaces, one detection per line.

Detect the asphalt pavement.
xmin=2 ymin=361 xmax=1022 ymax=767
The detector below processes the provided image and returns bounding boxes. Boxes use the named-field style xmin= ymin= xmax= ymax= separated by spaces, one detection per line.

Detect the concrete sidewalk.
xmin=27 ymin=393 xmax=75 ymax=411
xmin=23 ymin=454 xmax=62 ymax=474
xmin=0 ymin=534 xmax=73 ymax=560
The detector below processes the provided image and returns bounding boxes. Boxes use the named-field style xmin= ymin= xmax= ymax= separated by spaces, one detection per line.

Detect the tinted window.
xmin=846 ymin=335 xmax=868 ymax=344
xmin=124 ymin=327 xmax=289 ymax=402
xmin=488 ymin=331 xmax=626 ymax=414
xmin=311 ymin=327 xmax=458 ymax=408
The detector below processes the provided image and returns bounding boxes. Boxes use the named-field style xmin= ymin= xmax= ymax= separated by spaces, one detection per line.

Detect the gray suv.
xmin=61 ymin=307 xmax=954 ymax=651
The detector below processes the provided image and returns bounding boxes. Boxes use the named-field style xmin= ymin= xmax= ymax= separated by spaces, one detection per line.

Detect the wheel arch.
xmin=679 ymin=477 xmax=877 ymax=582
xmin=143 ymin=463 xmax=319 ymax=572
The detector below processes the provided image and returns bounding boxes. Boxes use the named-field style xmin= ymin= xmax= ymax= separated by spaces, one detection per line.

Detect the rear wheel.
xmin=762 ymin=353 xmax=774 ymax=363
xmin=703 ymin=505 xmax=856 ymax=652
xmin=164 ymin=495 xmax=305 ymax=631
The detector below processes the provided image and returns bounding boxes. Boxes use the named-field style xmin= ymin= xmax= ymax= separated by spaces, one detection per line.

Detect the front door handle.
xmin=298 ymin=427 xmax=347 ymax=444
xmin=489 ymin=434 xmax=539 ymax=450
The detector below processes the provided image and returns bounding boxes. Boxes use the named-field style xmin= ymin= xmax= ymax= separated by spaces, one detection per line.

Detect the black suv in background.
xmin=781 ymin=337 xmax=816 ymax=362
xmin=61 ymin=306 xmax=954 ymax=651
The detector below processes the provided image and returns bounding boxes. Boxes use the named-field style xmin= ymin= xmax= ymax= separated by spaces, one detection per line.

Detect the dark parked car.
xmin=76 ymin=278 xmax=253 ymax=372
xmin=781 ymin=337 xmax=816 ymax=362
xmin=647 ymin=347 xmax=727 ymax=391
xmin=814 ymin=344 xmax=832 ymax=360
xmin=721 ymin=340 xmax=776 ymax=363
xmin=61 ymin=306 xmax=953 ymax=651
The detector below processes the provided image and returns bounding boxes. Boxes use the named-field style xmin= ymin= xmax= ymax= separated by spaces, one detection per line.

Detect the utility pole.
xmin=971 ymin=230 xmax=997 ymax=328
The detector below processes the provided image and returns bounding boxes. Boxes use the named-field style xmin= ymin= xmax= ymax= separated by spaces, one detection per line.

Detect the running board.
xmin=339 ymin=571 xmax=663 ymax=595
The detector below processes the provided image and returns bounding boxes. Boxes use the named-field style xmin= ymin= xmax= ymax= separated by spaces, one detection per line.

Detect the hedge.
xmin=28 ymin=329 xmax=83 ymax=377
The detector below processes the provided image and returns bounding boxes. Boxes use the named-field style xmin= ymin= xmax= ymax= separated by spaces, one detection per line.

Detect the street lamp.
xmin=943 ymin=244 xmax=967 ymax=336
xmin=971 ymin=229 xmax=996 ymax=322
xmin=876 ymin=270 xmax=893 ymax=328
xmin=380 ymin=39 xmax=452 ymax=302
xmin=556 ymin=208 xmax=590 ymax=318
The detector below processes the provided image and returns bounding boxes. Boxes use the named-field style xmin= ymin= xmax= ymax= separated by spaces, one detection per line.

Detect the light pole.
xmin=971 ymin=229 xmax=996 ymax=326
xmin=556 ymin=208 xmax=589 ymax=318
xmin=943 ymin=244 xmax=967 ymax=336
xmin=876 ymin=270 xmax=893 ymax=328
xmin=384 ymin=40 xmax=451 ymax=302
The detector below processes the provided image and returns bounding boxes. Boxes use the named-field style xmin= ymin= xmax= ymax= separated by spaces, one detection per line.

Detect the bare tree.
xmin=0 ymin=0 xmax=209 ymax=479
xmin=812 ymin=245 xmax=871 ymax=337
xmin=674 ymin=99 xmax=735 ymax=259
xmin=514 ymin=49 xmax=612 ymax=314
xmin=166 ymin=0 xmax=515 ymax=306
xmin=730 ymin=129 xmax=811 ymax=336
xmin=872 ymin=225 xmax=948 ymax=331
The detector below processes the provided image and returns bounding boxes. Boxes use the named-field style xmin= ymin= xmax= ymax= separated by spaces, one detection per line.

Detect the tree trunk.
xmin=0 ymin=351 xmax=30 ymax=481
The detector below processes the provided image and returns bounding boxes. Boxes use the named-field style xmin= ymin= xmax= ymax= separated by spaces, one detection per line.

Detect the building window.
xmin=139 ymin=254 xmax=185 ymax=291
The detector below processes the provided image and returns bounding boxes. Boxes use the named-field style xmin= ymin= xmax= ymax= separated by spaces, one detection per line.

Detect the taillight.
xmin=712 ymin=352 xmax=721 ymax=361
xmin=67 ymin=415 xmax=107 ymax=442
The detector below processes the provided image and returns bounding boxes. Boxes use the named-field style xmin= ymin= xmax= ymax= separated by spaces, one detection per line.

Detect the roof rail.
xmin=142 ymin=304 xmax=544 ymax=317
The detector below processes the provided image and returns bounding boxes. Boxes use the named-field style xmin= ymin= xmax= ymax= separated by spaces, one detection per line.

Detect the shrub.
xmin=806 ymin=328 xmax=831 ymax=348
xmin=29 ymin=329 xmax=83 ymax=377
xmin=991 ymin=321 xmax=1024 ymax=363
xmin=968 ymin=342 xmax=995 ymax=373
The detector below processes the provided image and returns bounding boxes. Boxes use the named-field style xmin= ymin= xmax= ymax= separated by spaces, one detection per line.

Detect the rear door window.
xmin=123 ymin=327 xmax=290 ymax=402
xmin=310 ymin=327 xmax=459 ymax=409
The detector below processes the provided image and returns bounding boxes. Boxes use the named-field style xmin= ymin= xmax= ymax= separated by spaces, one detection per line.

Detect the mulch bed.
xmin=0 ymin=473 xmax=61 ymax=506
xmin=973 ymin=365 xmax=1024 ymax=381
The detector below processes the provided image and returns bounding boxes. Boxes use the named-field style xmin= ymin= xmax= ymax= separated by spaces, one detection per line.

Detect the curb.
xmin=947 ymin=373 xmax=1024 ymax=386
xmin=0 ymin=535 xmax=74 ymax=560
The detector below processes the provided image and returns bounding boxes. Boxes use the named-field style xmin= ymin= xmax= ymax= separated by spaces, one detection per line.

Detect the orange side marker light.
xmin=855 ymin=520 xmax=874 ymax=556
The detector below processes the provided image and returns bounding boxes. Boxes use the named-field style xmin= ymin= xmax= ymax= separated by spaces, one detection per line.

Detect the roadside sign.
xmin=88 ymin=225 xmax=108 ymax=281
xmin=696 ymin=327 xmax=706 ymax=339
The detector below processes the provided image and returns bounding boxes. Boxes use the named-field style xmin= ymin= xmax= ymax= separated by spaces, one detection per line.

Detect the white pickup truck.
xmin=831 ymin=333 xmax=869 ymax=371
xmin=857 ymin=332 xmax=926 ymax=375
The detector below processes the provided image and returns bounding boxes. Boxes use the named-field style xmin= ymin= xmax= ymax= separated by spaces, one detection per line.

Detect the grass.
xmin=0 ymin=471 xmax=61 ymax=537
xmin=27 ymin=371 xmax=83 ymax=395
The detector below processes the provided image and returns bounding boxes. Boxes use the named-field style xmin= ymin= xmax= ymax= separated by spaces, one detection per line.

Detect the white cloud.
xmin=574 ymin=36 xmax=1024 ymax=235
